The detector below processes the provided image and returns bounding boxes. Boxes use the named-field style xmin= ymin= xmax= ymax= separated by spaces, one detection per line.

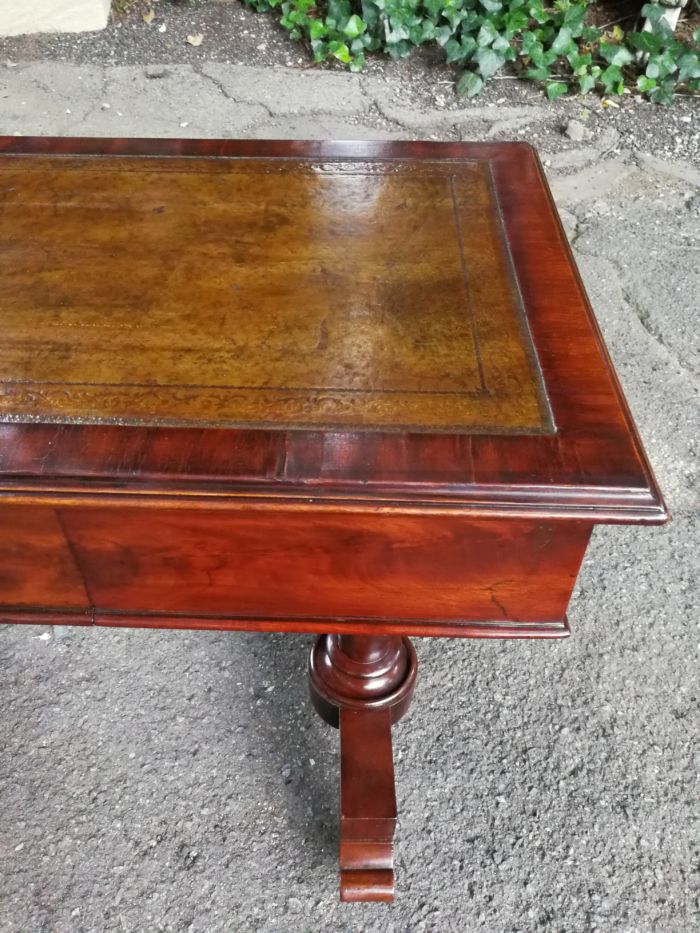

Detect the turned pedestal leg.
xmin=308 ymin=634 xmax=417 ymax=902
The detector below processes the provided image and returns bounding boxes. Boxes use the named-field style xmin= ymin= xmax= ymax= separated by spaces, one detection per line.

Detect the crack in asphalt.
xmin=193 ymin=65 xmax=274 ymax=121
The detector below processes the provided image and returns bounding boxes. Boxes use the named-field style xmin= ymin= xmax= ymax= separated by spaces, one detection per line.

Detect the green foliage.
xmin=242 ymin=0 xmax=700 ymax=103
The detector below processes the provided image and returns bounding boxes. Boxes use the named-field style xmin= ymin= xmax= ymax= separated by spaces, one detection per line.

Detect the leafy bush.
xmin=242 ymin=0 xmax=700 ymax=103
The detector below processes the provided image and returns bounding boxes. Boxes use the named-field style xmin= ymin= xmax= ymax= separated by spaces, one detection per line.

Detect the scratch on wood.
xmin=316 ymin=317 xmax=329 ymax=352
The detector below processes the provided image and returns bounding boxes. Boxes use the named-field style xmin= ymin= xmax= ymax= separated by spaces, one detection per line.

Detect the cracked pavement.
xmin=0 ymin=3 xmax=698 ymax=932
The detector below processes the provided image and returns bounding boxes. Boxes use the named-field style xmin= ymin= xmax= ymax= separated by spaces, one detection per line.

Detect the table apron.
xmin=0 ymin=504 xmax=592 ymax=637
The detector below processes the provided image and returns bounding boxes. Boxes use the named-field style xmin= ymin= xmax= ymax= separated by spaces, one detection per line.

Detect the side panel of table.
xmin=0 ymin=504 xmax=592 ymax=637
xmin=0 ymin=506 xmax=89 ymax=614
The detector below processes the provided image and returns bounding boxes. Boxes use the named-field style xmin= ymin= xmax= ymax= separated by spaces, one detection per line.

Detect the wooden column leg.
xmin=308 ymin=634 xmax=418 ymax=903
xmin=339 ymin=706 xmax=396 ymax=901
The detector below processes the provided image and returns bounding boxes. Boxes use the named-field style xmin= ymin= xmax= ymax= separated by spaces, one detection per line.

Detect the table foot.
xmin=308 ymin=635 xmax=417 ymax=902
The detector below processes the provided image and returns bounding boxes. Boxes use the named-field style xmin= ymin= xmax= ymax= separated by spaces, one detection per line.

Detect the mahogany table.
xmin=0 ymin=137 xmax=666 ymax=902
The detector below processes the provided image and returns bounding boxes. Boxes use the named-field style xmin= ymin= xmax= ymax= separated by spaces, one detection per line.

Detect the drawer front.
xmin=0 ymin=504 xmax=591 ymax=632
xmin=66 ymin=507 xmax=588 ymax=623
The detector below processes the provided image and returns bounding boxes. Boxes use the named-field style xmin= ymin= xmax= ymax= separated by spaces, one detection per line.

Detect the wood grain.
xmin=339 ymin=707 xmax=397 ymax=902
xmin=0 ymin=154 xmax=548 ymax=434
xmin=0 ymin=506 xmax=87 ymax=608
xmin=57 ymin=506 xmax=591 ymax=624
xmin=0 ymin=138 xmax=666 ymax=525
xmin=308 ymin=634 xmax=417 ymax=901
xmin=0 ymin=503 xmax=587 ymax=635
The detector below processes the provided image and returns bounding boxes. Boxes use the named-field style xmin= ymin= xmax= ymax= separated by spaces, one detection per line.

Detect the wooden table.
xmin=0 ymin=137 xmax=666 ymax=902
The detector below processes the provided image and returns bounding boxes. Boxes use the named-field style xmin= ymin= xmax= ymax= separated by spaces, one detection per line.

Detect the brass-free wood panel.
xmin=0 ymin=154 xmax=550 ymax=433
xmin=0 ymin=505 xmax=88 ymax=608
xmin=58 ymin=507 xmax=590 ymax=624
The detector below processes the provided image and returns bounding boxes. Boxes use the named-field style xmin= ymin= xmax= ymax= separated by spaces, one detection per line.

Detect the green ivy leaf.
xmin=419 ymin=19 xmax=436 ymax=41
xmin=677 ymin=52 xmax=700 ymax=83
xmin=628 ymin=31 xmax=663 ymax=56
xmin=434 ymin=24 xmax=453 ymax=46
xmin=537 ymin=22 xmax=557 ymax=46
xmin=546 ymin=81 xmax=568 ymax=100
xmin=385 ymin=19 xmax=410 ymax=44
xmin=578 ymin=72 xmax=595 ymax=94
xmin=464 ymin=35 xmax=479 ymax=56
xmin=329 ymin=0 xmax=349 ymax=14
xmin=445 ymin=8 xmax=469 ymax=30
xmin=308 ymin=19 xmax=327 ymax=40
xmin=641 ymin=3 xmax=663 ymax=22
xmin=505 ymin=10 xmax=529 ymax=35
xmin=599 ymin=42 xmax=635 ymax=67
xmin=581 ymin=25 xmax=601 ymax=43
xmin=492 ymin=34 xmax=511 ymax=53
xmin=421 ymin=0 xmax=443 ymax=16
xmin=343 ymin=14 xmax=366 ymax=38
xmin=637 ymin=75 xmax=658 ymax=93
xmin=528 ymin=0 xmax=550 ymax=25
xmin=551 ymin=26 xmax=574 ymax=55
xmin=646 ymin=49 xmax=677 ymax=80
xmin=328 ymin=39 xmax=351 ymax=63
xmin=387 ymin=40 xmax=413 ymax=60
xmin=311 ymin=37 xmax=327 ymax=60
xmin=477 ymin=21 xmax=499 ymax=47
xmin=648 ymin=79 xmax=675 ymax=105
xmin=600 ymin=63 xmax=624 ymax=95
xmin=568 ymin=50 xmax=592 ymax=74
xmin=520 ymin=31 xmax=542 ymax=58
xmin=640 ymin=3 xmax=674 ymax=40
xmin=456 ymin=70 xmax=484 ymax=97
xmin=657 ymin=48 xmax=680 ymax=76
xmin=562 ymin=3 xmax=585 ymax=35
xmin=445 ymin=37 xmax=469 ymax=64
xmin=475 ymin=46 xmax=506 ymax=78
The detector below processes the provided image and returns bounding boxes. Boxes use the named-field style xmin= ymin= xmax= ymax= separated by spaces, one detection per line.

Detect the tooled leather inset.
xmin=0 ymin=154 xmax=553 ymax=434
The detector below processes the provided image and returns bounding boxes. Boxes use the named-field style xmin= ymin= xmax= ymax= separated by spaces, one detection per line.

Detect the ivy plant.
xmin=242 ymin=0 xmax=700 ymax=103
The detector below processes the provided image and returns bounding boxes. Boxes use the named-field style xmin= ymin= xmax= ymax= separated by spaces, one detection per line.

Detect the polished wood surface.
xmin=0 ymin=504 xmax=588 ymax=636
xmin=0 ymin=154 xmax=549 ymax=434
xmin=0 ymin=138 xmax=667 ymax=903
xmin=339 ymin=707 xmax=396 ymax=902
xmin=309 ymin=634 xmax=417 ymax=901
xmin=0 ymin=506 xmax=87 ymax=609
xmin=59 ymin=508 xmax=589 ymax=625
xmin=0 ymin=138 xmax=665 ymax=524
